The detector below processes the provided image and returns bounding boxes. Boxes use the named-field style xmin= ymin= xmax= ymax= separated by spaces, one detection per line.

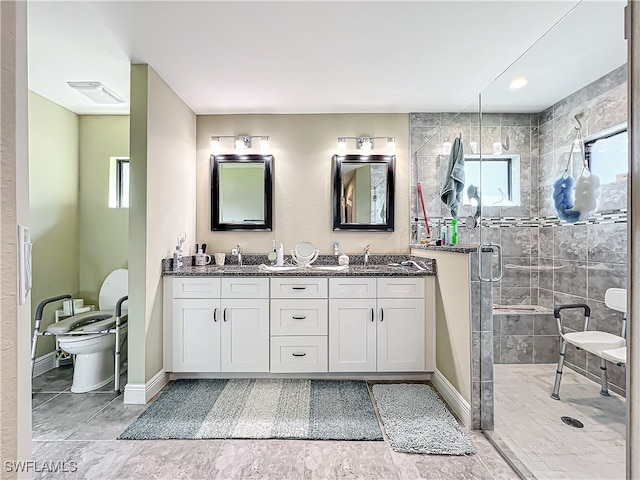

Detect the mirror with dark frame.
xmin=332 ymin=154 xmax=395 ymax=231
xmin=210 ymin=154 xmax=273 ymax=231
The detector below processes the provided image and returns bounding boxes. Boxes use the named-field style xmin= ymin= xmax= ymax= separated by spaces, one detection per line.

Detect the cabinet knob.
xmin=223 ymin=308 xmax=227 ymax=322
xmin=292 ymin=316 xmax=307 ymax=320
xmin=380 ymin=308 xmax=384 ymax=322
xmin=292 ymin=352 xmax=307 ymax=357
xmin=292 ymin=287 xmax=307 ymax=290
xmin=371 ymin=308 xmax=374 ymax=322
xmin=214 ymin=308 xmax=218 ymax=322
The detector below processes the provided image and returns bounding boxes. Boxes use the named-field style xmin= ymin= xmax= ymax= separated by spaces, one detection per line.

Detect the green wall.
xmin=78 ymin=116 xmax=129 ymax=304
xmin=28 ymin=91 xmax=79 ymax=356
xmin=28 ymin=93 xmax=129 ymax=359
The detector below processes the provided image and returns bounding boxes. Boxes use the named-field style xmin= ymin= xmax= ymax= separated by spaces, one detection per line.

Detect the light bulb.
xmin=337 ymin=138 xmax=346 ymax=155
xmin=211 ymin=137 xmax=220 ymax=154
xmin=387 ymin=137 xmax=396 ymax=154
xmin=361 ymin=138 xmax=372 ymax=153
xmin=235 ymin=137 xmax=246 ymax=151
xmin=260 ymin=137 xmax=270 ymax=153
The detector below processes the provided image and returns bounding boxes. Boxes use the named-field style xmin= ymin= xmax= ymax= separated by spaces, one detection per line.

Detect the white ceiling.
xmin=27 ymin=1 xmax=627 ymax=116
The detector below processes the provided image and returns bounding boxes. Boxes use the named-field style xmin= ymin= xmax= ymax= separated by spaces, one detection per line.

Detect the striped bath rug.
xmin=119 ymin=379 xmax=383 ymax=440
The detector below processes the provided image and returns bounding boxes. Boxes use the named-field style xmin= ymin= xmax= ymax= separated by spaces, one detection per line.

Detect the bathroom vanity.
xmin=162 ymin=261 xmax=436 ymax=377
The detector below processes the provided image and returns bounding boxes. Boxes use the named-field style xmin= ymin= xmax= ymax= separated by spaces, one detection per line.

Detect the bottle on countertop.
xmin=334 ymin=242 xmax=339 ymax=256
xmin=173 ymin=245 xmax=183 ymax=270
xmin=276 ymin=243 xmax=284 ymax=266
xmin=411 ymin=218 xmax=419 ymax=244
xmin=451 ymin=218 xmax=459 ymax=245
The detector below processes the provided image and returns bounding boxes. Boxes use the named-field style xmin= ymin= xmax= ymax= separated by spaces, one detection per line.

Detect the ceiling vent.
xmin=67 ymin=81 xmax=125 ymax=104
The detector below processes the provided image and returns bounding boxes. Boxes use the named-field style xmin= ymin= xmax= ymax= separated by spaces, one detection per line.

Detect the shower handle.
xmin=477 ymin=243 xmax=504 ymax=282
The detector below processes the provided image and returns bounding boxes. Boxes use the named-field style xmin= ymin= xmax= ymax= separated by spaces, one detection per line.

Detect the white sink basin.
xmin=258 ymin=264 xmax=300 ymax=272
xmin=309 ymin=265 xmax=349 ymax=272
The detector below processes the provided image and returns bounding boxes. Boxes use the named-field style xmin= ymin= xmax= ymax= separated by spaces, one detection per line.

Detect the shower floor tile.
xmin=492 ymin=363 xmax=626 ymax=480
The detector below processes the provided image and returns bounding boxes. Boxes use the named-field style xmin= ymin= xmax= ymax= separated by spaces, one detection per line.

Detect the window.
xmin=585 ymin=126 xmax=627 ymax=184
xmin=462 ymin=155 xmax=520 ymax=206
xmin=109 ymin=157 xmax=130 ymax=208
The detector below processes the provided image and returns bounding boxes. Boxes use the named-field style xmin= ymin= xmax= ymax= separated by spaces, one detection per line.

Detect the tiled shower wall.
xmin=411 ymin=113 xmax=540 ymax=306
xmin=411 ymin=64 xmax=628 ymax=395
xmin=537 ymin=64 xmax=628 ymax=395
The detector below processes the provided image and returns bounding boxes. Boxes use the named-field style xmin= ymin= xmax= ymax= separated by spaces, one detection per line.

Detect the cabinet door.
xmin=221 ymin=299 xmax=270 ymax=372
xmin=173 ymin=299 xmax=221 ymax=372
xmin=329 ymin=299 xmax=376 ymax=372
xmin=377 ymin=298 xmax=425 ymax=372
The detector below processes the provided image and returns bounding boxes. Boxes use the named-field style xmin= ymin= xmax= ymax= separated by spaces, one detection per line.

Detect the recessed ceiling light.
xmin=67 ymin=81 xmax=125 ymax=104
xmin=509 ymin=77 xmax=528 ymax=90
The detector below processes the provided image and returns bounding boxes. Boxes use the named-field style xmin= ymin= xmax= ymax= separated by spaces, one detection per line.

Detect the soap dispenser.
xmin=338 ymin=252 xmax=349 ymax=266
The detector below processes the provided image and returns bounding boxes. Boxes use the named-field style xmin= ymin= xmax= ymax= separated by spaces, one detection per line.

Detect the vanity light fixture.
xmin=336 ymin=136 xmax=396 ymax=154
xmin=210 ymin=135 xmax=270 ymax=154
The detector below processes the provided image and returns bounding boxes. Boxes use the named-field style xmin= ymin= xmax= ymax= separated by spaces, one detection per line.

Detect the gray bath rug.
xmin=371 ymin=383 xmax=475 ymax=455
xmin=119 ymin=379 xmax=383 ymax=441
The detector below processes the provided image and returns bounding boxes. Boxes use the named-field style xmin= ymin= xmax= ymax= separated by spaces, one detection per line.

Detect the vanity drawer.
xmin=378 ymin=277 xmax=425 ymax=299
xmin=270 ymin=278 xmax=328 ymax=298
xmin=221 ymin=278 xmax=269 ymax=298
xmin=329 ymin=278 xmax=376 ymax=299
xmin=173 ymin=277 xmax=220 ymax=298
xmin=271 ymin=299 xmax=328 ymax=336
xmin=270 ymin=336 xmax=328 ymax=373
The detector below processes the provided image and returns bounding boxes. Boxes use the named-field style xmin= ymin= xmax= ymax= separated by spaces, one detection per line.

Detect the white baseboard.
xmin=432 ymin=369 xmax=471 ymax=428
xmin=170 ymin=372 xmax=432 ymax=381
xmin=124 ymin=369 xmax=169 ymax=405
xmin=32 ymin=352 xmax=56 ymax=378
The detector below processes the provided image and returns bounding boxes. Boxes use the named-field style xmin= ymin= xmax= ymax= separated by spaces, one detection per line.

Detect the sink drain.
xmin=561 ymin=416 xmax=584 ymax=428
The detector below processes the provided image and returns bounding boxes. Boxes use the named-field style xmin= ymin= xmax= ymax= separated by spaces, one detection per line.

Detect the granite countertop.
xmin=163 ymin=254 xmax=436 ymax=277
xmin=411 ymin=243 xmax=479 ymax=254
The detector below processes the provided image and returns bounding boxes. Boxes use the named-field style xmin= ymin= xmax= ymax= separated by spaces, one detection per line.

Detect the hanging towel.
xmin=440 ymin=137 xmax=465 ymax=218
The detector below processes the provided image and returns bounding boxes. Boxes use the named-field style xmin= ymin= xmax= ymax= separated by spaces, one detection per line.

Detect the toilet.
xmin=52 ymin=269 xmax=128 ymax=393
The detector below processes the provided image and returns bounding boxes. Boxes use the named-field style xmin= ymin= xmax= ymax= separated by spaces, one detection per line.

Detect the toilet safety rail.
xmin=30 ymin=294 xmax=129 ymax=397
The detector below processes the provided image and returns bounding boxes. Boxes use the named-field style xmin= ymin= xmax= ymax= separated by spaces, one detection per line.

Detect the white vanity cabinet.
xmin=269 ymin=277 xmax=328 ymax=373
xmin=169 ymin=278 xmax=221 ymax=372
xmin=221 ymin=278 xmax=270 ymax=372
xmin=165 ymin=273 xmax=435 ymax=375
xmin=328 ymin=277 xmax=426 ymax=372
xmin=328 ymin=278 xmax=377 ymax=372
xmin=165 ymin=277 xmax=269 ymax=373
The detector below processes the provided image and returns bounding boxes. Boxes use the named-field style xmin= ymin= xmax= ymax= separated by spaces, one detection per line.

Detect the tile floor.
xmin=492 ymin=364 xmax=626 ymax=480
xmin=32 ymin=366 xmax=519 ymax=479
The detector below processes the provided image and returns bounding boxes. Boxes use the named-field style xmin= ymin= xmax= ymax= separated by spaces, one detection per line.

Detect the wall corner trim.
xmin=123 ymin=369 xmax=168 ymax=405
xmin=432 ymin=368 xmax=472 ymax=429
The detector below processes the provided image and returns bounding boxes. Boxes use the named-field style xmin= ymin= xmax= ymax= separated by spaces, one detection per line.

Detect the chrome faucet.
xmin=233 ymin=244 xmax=243 ymax=266
xmin=364 ymin=244 xmax=371 ymax=266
